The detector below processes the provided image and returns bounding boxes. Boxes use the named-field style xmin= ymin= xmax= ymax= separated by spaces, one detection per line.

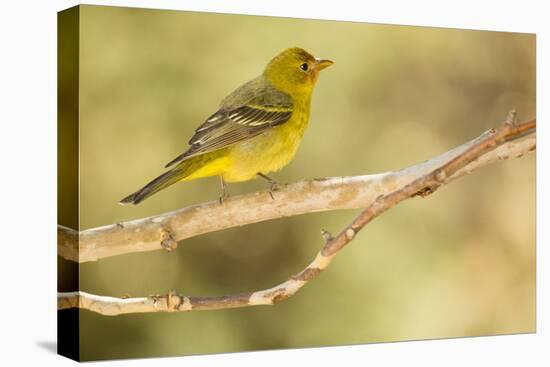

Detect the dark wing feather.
xmin=164 ymin=78 xmax=293 ymax=168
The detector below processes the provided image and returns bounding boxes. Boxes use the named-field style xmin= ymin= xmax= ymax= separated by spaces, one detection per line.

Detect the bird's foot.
xmin=257 ymin=172 xmax=281 ymax=200
xmin=218 ymin=192 xmax=230 ymax=205
xmin=219 ymin=176 xmax=229 ymax=205
xmin=268 ymin=181 xmax=280 ymax=200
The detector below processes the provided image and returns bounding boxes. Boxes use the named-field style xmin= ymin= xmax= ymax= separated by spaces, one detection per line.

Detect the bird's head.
xmin=263 ymin=47 xmax=333 ymax=97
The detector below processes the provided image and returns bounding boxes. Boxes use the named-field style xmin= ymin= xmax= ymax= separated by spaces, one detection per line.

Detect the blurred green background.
xmin=66 ymin=5 xmax=535 ymax=361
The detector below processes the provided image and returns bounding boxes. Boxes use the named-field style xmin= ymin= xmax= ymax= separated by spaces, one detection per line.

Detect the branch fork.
xmin=58 ymin=114 xmax=535 ymax=315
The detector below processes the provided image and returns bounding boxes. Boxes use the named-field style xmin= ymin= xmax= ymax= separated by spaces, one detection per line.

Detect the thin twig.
xmin=58 ymin=115 xmax=535 ymax=315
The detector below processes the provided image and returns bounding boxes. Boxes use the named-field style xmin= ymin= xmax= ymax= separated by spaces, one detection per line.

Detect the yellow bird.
xmin=120 ymin=47 xmax=333 ymax=205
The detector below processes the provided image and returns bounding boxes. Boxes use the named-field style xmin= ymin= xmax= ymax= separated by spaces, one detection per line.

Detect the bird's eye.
xmin=300 ymin=63 xmax=308 ymax=71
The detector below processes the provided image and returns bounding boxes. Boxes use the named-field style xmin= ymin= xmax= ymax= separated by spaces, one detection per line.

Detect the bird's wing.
xmin=164 ymin=78 xmax=293 ymax=168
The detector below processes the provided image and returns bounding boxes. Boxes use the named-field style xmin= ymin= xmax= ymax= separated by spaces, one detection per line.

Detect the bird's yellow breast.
xmin=221 ymin=106 xmax=310 ymax=182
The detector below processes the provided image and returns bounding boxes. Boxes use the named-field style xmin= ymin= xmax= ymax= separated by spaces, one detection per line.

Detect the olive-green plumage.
xmin=120 ymin=47 xmax=333 ymax=205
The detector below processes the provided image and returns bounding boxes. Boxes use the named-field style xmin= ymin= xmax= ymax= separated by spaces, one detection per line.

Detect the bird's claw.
xmin=268 ymin=181 xmax=281 ymax=200
xmin=257 ymin=172 xmax=280 ymax=200
xmin=219 ymin=176 xmax=229 ymax=205
xmin=218 ymin=192 xmax=229 ymax=205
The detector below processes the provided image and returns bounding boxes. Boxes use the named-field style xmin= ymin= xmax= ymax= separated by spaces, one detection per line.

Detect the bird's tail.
xmin=119 ymin=167 xmax=188 ymax=205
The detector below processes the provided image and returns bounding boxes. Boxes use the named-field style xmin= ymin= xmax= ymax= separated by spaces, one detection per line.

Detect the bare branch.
xmin=58 ymin=117 xmax=536 ymax=315
xmin=58 ymin=118 xmax=535 ymax=263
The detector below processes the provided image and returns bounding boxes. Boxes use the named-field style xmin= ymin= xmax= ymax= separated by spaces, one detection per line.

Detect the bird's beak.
xmin=314 ymin=58 xmax=334 ymax=71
